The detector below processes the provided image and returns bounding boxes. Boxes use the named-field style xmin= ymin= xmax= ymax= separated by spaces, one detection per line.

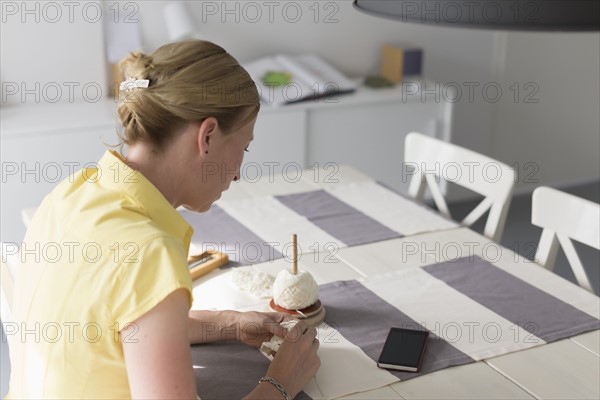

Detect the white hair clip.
xmin=119 ymin=77 xmax=150 ymax=91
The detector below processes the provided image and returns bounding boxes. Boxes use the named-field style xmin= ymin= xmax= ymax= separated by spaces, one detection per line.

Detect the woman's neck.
xmin=125 ymin=142 xmax=186 ymax=208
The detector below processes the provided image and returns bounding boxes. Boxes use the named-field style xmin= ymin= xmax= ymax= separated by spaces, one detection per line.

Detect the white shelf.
xmin=257 ymin=77 xmax=436 ymax=114
xmin=0 ymin=100 xmax=118 ymax=138
xmin=0 ymin=77 xmax=438 ymax=136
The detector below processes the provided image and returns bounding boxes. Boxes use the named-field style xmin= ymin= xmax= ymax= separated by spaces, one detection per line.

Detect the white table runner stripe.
xmin=184 ymin=182 xmax=458 ymax=266
xmin=418 ymin=229 xmax=600 ymax=319
xmin=324 ymin=182 xmax=457 ymax=236
xmin=422 ymin=257 xmax=600 ymax=343
xmin=359 ymin=266 xmax=541 ymax=360
xmin=218 ymin=196 xmax=344 ymax=255
xmin=304 ymin=323 xmax=399 ymax=400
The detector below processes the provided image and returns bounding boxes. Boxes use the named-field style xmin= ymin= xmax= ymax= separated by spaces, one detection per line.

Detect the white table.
xmin=188 ymin=166 xmax=599 ymax=400
xmin=191 ymin=229 xmax=598 ymax=400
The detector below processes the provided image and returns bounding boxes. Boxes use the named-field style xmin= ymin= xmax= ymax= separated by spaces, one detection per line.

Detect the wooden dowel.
xmin=292 ymin=233 xmax=298 ymax=274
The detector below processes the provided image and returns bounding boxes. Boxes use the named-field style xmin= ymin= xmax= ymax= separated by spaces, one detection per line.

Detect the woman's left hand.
xmin=235 ymin=311 xmax=291 ymax=348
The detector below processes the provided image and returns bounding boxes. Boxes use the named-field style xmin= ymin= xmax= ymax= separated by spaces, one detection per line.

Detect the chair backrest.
xmin=404 ymin=132 xmax=515 ymax=242
xmin=532 ymin=186 xmax=600 ymax=292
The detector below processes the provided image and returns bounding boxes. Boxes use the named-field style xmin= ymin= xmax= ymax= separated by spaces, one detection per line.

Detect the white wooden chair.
xmin=532 ymin=187 xmax=600 ymax=293
xmin=404 ymin=132 xmax=515 ymax=242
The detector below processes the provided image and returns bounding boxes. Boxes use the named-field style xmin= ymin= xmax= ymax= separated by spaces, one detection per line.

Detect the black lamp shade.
xmin=353 ymin=0 xmax=600 ymax=31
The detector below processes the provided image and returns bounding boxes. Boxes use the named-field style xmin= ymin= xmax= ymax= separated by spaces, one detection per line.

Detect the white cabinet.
xmin=258 ymin=79 xmax=453 ymax=194
xmin=0 ymin=80 xmax=452 ymax=243
xmin=307 ymin=100 xmax=443 ymax=193
xmin=244 ymin=109 xmax=306 ymax=177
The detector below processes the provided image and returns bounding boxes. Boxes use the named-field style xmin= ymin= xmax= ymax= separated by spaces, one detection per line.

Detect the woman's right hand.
xmin=265 ymin=321 xmax=321 ymax=399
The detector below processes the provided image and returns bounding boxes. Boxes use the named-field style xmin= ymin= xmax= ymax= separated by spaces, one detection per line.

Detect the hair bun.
xmin=115 ymin=40 xmax=260 ymax=151
xmin=119 ymin=51 xmax=154 ymax=81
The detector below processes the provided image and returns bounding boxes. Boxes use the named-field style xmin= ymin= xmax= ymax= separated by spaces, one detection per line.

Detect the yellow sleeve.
xmin=110 ymin=235 xmax=193 ymax=327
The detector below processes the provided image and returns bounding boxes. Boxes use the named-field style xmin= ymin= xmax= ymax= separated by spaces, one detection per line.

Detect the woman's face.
xmin=185 ymin=114 xmax=256 ymax=212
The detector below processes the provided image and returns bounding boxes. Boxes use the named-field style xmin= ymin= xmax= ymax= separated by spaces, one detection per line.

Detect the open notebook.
xmin=243 ymin=54 xmax=357 ymax=107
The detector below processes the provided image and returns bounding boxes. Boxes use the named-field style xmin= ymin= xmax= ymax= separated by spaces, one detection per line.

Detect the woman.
xmin=7 ymin=40 xmax=320 ymax=399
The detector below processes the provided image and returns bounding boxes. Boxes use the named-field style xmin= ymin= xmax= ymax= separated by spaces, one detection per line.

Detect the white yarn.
xmin=231 ymin=267 xmax=274 ymax=298
xmin=260 ymin=319 xmax=300 ymax=359
xmin=273 ymin=269 xmax=319 ymax=310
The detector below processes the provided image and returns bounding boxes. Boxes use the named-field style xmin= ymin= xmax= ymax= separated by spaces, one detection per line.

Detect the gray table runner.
xmin=192 ymin=340 xmax=312 ymax=400
xmin=276 ymin=190 xmax=403 ymax=246
xmin=191 ymin=256 xmax=599 ymax=397
xmin=181 ymin=188 xmax=404 ymax=265
xmin=323 ymin=256 xmax=599 ymax=382
xmin=319 ymin=279 xmax=474 ymax=381
xmin=422 ymin=257 xmax=600 ymax=343
xmin=180 ymin=205 xmax=282 ymax=265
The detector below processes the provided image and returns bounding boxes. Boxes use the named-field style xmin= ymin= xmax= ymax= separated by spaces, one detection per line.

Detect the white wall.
xmin=1 ymin=1 xmax=498 ymax=152
xmin=137 ymin=0 xmax=498 ymax=157
xmin=492 ymin=31 xmax=600 ymax=192
xmin=1 ymin=0 xmax=598 ymax=191
xmin=0 ymin=0 xmax=106 ymax=104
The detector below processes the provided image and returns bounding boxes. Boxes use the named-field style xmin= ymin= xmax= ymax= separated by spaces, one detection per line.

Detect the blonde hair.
xmin=117 ymin=40 xmax=260 ymax=151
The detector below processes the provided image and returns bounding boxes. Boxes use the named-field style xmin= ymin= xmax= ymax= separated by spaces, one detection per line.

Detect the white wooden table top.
xmin=189 ymin=166 xmax=599 ymax=400
xmin=195 ymin=228 xmax=598 ymax=400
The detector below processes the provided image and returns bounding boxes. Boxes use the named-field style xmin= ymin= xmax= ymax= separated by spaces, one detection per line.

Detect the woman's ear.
xmin=197 ymin=117 xmax=218 ymax=155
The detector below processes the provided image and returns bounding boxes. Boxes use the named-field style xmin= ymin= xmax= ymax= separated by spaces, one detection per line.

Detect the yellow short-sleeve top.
xmin=7 ymin=150 xmax=194 ymax=399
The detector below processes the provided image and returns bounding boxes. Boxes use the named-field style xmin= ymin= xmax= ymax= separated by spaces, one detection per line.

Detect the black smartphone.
xmin=377 ymin=327 xmax=430 ymax=372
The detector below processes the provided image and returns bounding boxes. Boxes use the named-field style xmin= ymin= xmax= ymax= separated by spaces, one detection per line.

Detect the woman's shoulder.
xmin=31 ymin=184 xmax=178 ymax=254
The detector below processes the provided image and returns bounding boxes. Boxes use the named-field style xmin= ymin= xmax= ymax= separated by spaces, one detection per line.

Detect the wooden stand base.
xmin=268 ymin=298 xmax=326 ymax=326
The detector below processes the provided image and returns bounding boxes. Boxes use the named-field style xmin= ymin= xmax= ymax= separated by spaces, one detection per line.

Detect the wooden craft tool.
xmin=292 ymin=233 xmax=298 ymax=274
xmin=187 ymin=250 xmax=229 ymax=280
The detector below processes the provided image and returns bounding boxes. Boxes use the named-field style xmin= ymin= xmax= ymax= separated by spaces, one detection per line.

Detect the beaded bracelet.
xmin=258 ymin=376 xmax=292 ymax=400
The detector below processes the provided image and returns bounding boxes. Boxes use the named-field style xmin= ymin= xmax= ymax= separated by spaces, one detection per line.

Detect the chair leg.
xmin=557 ymin=233 xmax=594 ymax=293
xmin=535 ymin=229 xmax=559 ymax=270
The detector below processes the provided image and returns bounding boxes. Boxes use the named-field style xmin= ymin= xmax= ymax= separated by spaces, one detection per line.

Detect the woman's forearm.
xmin=188 ymin=310 xmax=241 ymax=344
